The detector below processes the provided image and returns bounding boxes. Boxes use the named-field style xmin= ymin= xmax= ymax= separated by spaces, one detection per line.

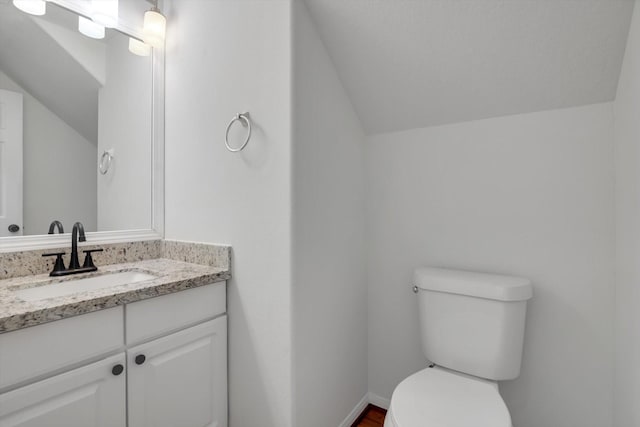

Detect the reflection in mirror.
xmin=0 ymin=1 xmax=152 ymax=238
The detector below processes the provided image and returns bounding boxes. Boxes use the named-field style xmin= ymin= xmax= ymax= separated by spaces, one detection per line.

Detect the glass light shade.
xmin=91 ymin=0 xmax=118 ymax=28
xmin=143 ymin=9 xmax=166 ymax=48
xmin=78 ymin=16 xmax=105 ymax=39
xmin=128 ymin=37 xmax=151 ymax=57
xmin=13 ymin=0 xmax=46 ymax=16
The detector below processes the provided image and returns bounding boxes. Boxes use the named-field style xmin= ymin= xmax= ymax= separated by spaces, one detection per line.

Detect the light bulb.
xmin=143 ymin=8 xmax=166 ymax=48
xmin=13 ymin=0 xmax=46 ymax=16
xmin=128 ymin=38 xmax=151 ymax=57
xmin=78 ymin=16 xmax=105 ymax=39
xmin=92 ymin=0 xmax=118 ymax=28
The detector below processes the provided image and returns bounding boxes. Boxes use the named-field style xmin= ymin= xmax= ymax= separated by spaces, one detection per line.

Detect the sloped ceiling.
xmin=304 ymin=0 xmax=635 ymax=134
xmin=0 ymin=2 xmax=103 ymax=143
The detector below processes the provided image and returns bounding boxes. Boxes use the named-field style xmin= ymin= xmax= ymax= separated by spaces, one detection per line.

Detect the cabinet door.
xmin=0 ymin=353 xmax=126 ymax=427
xmin=128 ymin=316 xmax=227 ymax=427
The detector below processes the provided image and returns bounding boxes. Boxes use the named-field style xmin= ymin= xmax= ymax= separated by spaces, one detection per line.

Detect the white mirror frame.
xmin=0 ymin=0 xmax=164 ymax=252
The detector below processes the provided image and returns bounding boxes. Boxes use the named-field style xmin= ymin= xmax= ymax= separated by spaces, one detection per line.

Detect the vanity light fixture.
xmin=143 ymin=0 xmax=166 ymax=48
xmin=78 ymin=16 xmax=105 ymax=39
xmin=12 ymin=0 xmax=47 ymax=16
xmin=91 ymin=0 xmax=118 ymax=28
xmin=128 ymin=37 xmax=151 ymax=57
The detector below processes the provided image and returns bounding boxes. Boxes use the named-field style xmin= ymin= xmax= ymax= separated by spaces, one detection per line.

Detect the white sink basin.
xmin=15 ymin=271 xmax=157 ymax=302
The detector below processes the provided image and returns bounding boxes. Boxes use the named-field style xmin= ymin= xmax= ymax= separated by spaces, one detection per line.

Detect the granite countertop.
xmin=0 ymin=258 xmax=231 ymax=333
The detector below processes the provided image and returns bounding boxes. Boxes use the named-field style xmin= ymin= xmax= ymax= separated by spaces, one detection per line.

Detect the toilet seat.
xmin=385 ymin=366 xmax=512 ymax=427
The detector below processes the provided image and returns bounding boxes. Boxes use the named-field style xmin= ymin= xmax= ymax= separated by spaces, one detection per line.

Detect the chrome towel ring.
xmin=225 ymin=112 xmax=251 ymax=152
xmin=99 ymin=149 xmax=113 ymax=175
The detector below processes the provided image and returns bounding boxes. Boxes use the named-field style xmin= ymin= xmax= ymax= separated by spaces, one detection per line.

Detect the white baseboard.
xmin=367 ymin=392 xmax=391 ymax=410
xmin=338 ymin=394 xmax=369 ymax=427
xmin=337 ymin=391 xmax=392 ymax=427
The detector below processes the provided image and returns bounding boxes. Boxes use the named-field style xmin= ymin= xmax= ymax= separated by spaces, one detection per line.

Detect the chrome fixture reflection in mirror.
xmin=0 ymin=0 xmax=164 ymax=251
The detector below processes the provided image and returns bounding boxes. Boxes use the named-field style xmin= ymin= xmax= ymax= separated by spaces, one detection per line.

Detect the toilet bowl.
xmin=384 ymin=267 xmax=532 ymax=427
xmin=383 ymin=366 xmax=511 ymax=427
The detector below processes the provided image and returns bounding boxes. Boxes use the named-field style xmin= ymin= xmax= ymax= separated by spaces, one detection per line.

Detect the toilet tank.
xmin=415 ymin=267 xmax=532 ymax=381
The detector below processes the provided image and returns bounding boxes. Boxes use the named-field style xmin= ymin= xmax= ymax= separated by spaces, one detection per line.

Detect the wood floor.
xmin=352 ymin=404 xmax=387 ymax=427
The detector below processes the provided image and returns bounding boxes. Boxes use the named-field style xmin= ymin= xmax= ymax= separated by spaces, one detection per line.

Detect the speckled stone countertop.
xmin=0 ymin=258 xmax=230 ymax=333
xmin=0 ymin=240 xmax=232 ymax=333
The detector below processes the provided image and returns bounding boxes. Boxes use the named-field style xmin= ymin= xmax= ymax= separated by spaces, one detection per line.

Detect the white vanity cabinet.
xmin=0 ymin=353 xmax=127 ymax=427
xmin=128 ymin=317 xmax=227 ymax=427
xmin=0 ymin=282 xmax=227 ymax=427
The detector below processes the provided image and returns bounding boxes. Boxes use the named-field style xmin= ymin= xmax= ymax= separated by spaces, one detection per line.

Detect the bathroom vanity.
xmin=0 ymin=245 xmax=230 ymax=427
xmin=0 ymin=0 xmax=232 ymax=424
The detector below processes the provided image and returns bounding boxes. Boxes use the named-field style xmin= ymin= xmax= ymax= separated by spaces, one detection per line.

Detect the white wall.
xmin=291 ymin=2 xmax=368 ymax=426
xmin=366 ymin=103 xmax=615 ymax=427
xmin=164 ymin=1 xmax=293 ymax=426
xmin=613 ymin=2 xmax=640 ymax=426
xmin=97 ymin=33 xmax=152 ymax=232
xmin=0 ymin=70 xmax=96 ymax=235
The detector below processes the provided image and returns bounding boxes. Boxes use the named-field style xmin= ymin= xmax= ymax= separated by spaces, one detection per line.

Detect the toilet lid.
xmin=389 ymin=367 xmax=511 ymax=427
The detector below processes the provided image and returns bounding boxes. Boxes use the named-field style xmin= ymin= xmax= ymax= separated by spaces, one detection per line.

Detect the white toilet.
xmin=384 ymin=267 xmax=533 ymax=427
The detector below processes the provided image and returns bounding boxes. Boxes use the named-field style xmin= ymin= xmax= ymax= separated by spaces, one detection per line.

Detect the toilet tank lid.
xmin=414 ymin=267 xmax=532 ymax=301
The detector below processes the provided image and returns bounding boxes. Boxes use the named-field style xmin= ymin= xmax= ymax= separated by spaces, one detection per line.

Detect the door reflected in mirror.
xmin=0 ymin=1 xmax=153 ymax=237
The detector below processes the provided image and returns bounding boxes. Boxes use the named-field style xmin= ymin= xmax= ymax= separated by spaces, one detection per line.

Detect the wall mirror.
xmin=0 ymin=0 xmax=164 ymax=251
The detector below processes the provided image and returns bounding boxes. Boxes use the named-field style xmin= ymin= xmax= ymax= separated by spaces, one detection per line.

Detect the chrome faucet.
xmin=69 ymin=222 xmax=86 ymax=270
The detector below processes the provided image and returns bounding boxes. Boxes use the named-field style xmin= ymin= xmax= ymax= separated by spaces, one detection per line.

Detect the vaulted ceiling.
xmin=305 ymin=0 xmax=635 ymax=134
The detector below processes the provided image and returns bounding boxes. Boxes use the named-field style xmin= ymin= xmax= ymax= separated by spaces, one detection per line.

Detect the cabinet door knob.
xmin=112 ymin=364 xmax=124 ymax=376
xmin=135 ymin=354 xmax=146 ymax=365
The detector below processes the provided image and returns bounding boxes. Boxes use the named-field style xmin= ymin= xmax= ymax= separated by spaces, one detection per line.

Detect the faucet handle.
xmin=82 ymin=248 xmax=103 ymax=269
xmin=42 ymin=252 xmax=66 ymax=276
